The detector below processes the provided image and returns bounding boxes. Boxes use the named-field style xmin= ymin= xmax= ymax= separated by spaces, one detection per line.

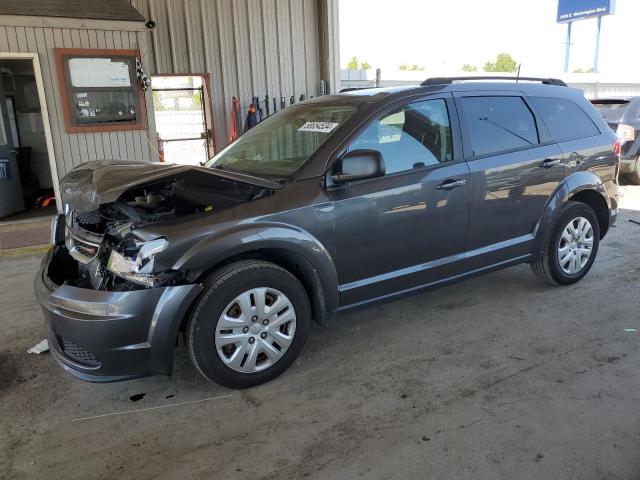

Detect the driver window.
xmin=349 ymin=98 xmax=453 ymax=175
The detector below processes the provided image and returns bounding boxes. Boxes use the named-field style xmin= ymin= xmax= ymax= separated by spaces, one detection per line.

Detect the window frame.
xmin=55 ymin=48 xmax=148 ymax=133
xmin=453 ymin=91 xmax=554 ymax=161
xmin=324 ymin=93 xmax=463 ymax=189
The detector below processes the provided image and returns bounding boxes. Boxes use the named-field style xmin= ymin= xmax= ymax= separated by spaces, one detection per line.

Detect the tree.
xmin=462 ymin=64 xmax=477 ymax=72
xmin=572 ymin=67 xmax=594 ymax=73
xmin=347 ymin=56 xmax=359 ymax=70
xmin=399 ymin=63 xmax=425 ymax=71
xmin=361 ymin=61 xmax=371 ymax=70
xmin=483 ymin=53 xmax=518 ymax=73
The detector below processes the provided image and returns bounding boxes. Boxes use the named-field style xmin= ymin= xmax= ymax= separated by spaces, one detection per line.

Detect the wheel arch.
xmin=176 ymin=224 xmax=340 ymax=326
xmin=567 ymin=189 xmax=609 ymax=238
xmin=532 ymin=171 xmax=612 ymax=258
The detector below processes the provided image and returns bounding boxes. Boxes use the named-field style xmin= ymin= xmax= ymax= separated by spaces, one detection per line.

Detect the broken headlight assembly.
xmin=106 ymin=238 xmax=169 ymax=288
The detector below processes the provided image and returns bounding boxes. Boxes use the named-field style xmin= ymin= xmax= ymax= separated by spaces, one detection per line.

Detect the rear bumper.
xmin=35 ymin=247 xmax=202 ymax=382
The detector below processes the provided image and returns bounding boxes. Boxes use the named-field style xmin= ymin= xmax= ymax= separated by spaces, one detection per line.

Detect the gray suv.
xmin=36 ymin=77 xmax=620 ymax=388
xmin=591 ymin=97 xmax=640 ymax=184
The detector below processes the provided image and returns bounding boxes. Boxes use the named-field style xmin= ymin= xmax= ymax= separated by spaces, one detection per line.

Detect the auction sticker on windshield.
xmin=298 ymin=122 xmax=339 ymax=133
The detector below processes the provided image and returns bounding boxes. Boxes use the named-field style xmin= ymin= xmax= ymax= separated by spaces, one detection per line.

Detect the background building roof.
xmin=0 ymin=0 xmax=145 ymax=22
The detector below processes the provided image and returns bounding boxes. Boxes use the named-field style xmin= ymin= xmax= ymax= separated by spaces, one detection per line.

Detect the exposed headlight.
xmin=106 ymin=238 xmax=169 ymax=286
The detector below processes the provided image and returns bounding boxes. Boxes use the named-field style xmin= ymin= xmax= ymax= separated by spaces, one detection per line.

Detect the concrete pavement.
xmin=1 ymin=186 xmax=639 ymax=480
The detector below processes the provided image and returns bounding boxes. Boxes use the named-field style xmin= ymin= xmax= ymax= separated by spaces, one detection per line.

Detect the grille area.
xmin=75 ymin=209 xmax=102 ymax=226
xmin=58 ymin=336 xmax=100 ymax=367
xmin=73 ymin=240 xmax=99 ymax=259
xmin=65 ymin=211 xmax=104 ymax=264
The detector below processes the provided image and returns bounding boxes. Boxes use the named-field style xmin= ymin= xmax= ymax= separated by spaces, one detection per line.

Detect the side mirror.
xmin=332 ymin=149 xmax=385 ymax=183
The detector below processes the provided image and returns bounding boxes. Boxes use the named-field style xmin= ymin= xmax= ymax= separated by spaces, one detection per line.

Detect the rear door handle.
xmin=436 ymin=179 xmax=467 ymax=190
xmin=540 ymin=158 xmax=562 ymax=168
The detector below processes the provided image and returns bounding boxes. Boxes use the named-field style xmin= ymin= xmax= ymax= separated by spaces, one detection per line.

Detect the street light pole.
xmin=593 ymin=15 xmax=602 ymax=73
xmin=563 ymin=21 xmax=572 ymax=73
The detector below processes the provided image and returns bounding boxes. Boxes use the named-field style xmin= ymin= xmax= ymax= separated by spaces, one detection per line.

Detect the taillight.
xmin=616 ymin=123 xmax=635 ymax=141
xmin=612 ymin=139 xmax=621 ymax=181
xmin=613 ymin=139 xmax=621 ymax=157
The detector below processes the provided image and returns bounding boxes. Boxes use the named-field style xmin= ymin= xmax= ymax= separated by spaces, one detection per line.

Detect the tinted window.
xmin=349 ymin=99 xmax=453 ymax=175
xmin=460 ymin=96 xmax=539 ymax=157
xmin=531 ymin=97 xmax=600 ymax=142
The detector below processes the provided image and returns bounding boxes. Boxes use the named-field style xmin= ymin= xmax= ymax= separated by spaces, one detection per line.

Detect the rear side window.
xmin=459 ymin=96 xmax=539 ymax=157
xmin=531 ymin=97 xmax=600 ymax=142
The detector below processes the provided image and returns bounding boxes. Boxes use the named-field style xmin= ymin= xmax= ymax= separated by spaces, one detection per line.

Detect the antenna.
xmin=516 ymin=64 xmax=521 ymax=83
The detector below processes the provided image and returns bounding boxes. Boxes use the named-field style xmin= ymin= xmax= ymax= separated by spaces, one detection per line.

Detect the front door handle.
xmin=436 ymin=178 xmax=467 ymax=190
xmin=540 ymin=158 xmax=562 ymax=168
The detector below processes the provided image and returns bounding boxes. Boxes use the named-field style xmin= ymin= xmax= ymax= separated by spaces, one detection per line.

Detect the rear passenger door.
xmin=454 ymin=92 xmax=565 ymax=264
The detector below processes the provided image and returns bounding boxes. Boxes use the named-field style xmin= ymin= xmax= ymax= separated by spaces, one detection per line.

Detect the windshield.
xmin=206 ymin=104 xmax=358 ymax=178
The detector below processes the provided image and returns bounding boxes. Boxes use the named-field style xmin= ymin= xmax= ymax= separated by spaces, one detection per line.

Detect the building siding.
xmin=0 ymin=16 xmax=157 ymax=184
xmin=131 ymin=0 xmax=323 ymax=150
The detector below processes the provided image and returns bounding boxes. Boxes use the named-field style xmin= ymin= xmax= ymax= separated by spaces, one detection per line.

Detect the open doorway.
xmin=0 ymin=58 xmax=57 ymax=222
xmin=152 ymin=75 xmax=215 ymax=165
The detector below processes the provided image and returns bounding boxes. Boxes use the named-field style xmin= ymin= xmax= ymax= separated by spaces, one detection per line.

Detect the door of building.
xmin=0 ymin=74 xmax=25 ymax=218
xmin=152 ymin=75 xmax=214 ymax=165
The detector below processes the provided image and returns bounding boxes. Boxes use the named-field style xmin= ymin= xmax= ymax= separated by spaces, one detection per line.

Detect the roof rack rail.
xmin=421 ymin=76 xmax=567 ymax=87
xmin=339 ymin=87 xmax=367 ymax=93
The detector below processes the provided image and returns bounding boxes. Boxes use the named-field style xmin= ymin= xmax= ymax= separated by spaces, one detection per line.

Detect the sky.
xmin=339 ymin=0 xmax=640 ymax=78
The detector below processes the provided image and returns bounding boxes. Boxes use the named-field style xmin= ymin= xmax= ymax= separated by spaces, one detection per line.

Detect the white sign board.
xmin=298 ymin=121 xmax=339 ymax=133
xmin=69 ymin=58 xmax=131 ymax=88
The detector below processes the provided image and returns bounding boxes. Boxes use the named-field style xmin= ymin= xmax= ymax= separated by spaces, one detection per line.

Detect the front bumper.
xmin=35 ymin=247 xmax=202 ymax=382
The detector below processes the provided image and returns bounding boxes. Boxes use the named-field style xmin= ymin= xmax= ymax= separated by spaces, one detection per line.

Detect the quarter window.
xmin=460 ymin=96 xmax=539 ymax=157
xmin=349 ymin=99 xmax=453 ymax=175
xmin=530 ymin=97 xmax=600 ymax=142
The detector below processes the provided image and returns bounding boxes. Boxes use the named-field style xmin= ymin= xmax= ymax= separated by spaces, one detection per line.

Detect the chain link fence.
xmin=152 ymin=87 xmax=209 ymax=165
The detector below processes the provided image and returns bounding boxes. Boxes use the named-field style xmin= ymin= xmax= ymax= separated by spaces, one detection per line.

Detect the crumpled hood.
xmin=60 ymin=160 xmax=280 ymax=211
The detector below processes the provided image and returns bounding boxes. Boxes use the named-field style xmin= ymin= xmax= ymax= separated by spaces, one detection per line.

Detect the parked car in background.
xmin=36 ymin=77 xmax=619 ymax=389
xmin=591 ymin=97 xmax=640 ymax=184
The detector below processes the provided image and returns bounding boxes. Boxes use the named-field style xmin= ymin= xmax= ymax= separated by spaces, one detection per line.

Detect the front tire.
xmin=531 ymin=202 xmax=600 ymax=285
xmin=187 ymin=260 xmax=311 ymax=389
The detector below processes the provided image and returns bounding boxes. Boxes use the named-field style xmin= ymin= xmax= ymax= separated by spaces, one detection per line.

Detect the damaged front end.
xmin=53 ymin=160 xmax=277 ymax=291
xmin=37 ymin=160 xmax=280 ymax=381
xmin=60 ymin=199 xmax=183 ymax=291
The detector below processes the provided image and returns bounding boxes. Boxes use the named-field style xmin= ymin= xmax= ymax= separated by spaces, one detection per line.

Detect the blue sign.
xmin=557 ymin=0 xmax=614 ymax=23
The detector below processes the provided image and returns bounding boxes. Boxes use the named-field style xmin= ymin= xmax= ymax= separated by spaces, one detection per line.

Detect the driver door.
xmin=328 ymin=96 xmax=471 ymax=306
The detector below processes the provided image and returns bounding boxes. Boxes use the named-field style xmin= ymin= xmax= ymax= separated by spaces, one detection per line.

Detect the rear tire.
xmin=187 ymin=260 xmax=311 ymax=389
xmin=531 ymin=202 xmax=600 ymax=286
